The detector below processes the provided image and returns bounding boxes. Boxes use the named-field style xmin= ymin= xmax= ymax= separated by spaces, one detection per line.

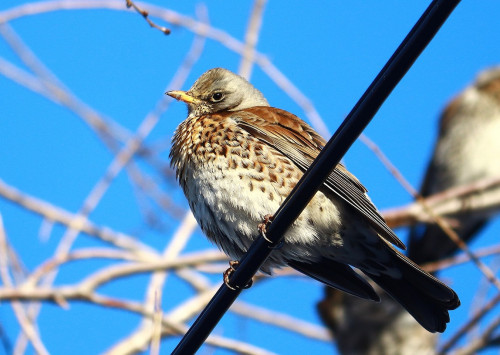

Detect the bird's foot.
xmin=223 ymin=260 xmax=253 ymax=291
xmin=258 ymin=214 xmax=283 ymax=249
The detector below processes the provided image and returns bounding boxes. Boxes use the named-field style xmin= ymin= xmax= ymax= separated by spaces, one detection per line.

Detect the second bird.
xmin=167 ymin=68 xmax=460 ymax=333
xmin=409 ymin=66 xmax=500 ymax=264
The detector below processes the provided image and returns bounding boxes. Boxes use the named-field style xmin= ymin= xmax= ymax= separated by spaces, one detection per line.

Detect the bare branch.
xmin=231 ymin=301 xmax=331 ymax=341
xmin=25 ymin=248 xmax=143 ymax=288
xmin=382 ymin=176 xmax=500 ymax=228
xmin=449 ymin=317 xmax=500 ymax=355
xmin=0 ymin=179 xmax=155 ymax=256
xmin=80 ymin=251 xmax=225 ymax=292
xmin=0 ymin=215 xmax=49 ymax=355
xmin=125 ymin=0 xmax=170 ymax=34
xmin=239 ymin=0 xmax=267 ymax=80
xmin=423 ymin=244 xmax=500 ymax=273
xmin=440 ymin=292 xmax=500 ymax=353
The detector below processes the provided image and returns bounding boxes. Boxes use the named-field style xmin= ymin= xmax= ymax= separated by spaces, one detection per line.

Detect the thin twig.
xmin=0 ymin=215 xmax=49 ymax=355
xmin=25 ymin=248 xmax=144 ymax=288
xmin=239 ymin=0 xmax=267 ymax=80
xmin=125 ymin=0 xmax=170 ymax=34
xmin=0 ymin=252 xmax=226 ymax=302
xmin=0 ymin=179 xmax=155 ymax=256
xmin=149 ymin=290 xmax=163 ymax=355
xmin=424 ymin=244 xmax=500 ymax=273
xmin=452 ymin=316 xmax=500 ymax=355
xmin=382 ymin=176 xmax=500 ymax=228
xmin=231 ymin=302 xmax=330 ymax=341
xmin=78 ymin=251 xmax=225 ymax=292
xmin=439 ymin=292 xmax=500 ymax=353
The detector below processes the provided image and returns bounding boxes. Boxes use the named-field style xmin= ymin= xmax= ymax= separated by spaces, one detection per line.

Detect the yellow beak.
xmin=166 ymin=90 xmax=201 ymax=104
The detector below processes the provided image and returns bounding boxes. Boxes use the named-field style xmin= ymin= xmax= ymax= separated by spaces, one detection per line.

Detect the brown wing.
xmin=229 ymin=106 xmax=405 ymax=249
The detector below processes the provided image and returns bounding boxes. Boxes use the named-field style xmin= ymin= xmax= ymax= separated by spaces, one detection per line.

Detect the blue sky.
xmin=1 ymin=1 xmax=500 ymax=354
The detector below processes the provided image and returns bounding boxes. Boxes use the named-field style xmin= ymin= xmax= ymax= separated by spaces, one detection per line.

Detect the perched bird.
xmin=167 ymin=68 xmax=460 ymax=333
xmin=409 ymin=66 xmax=500 ymax=265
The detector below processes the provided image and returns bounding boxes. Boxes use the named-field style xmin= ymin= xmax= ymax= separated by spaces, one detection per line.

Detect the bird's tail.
xmin=363 ymin=250 xmax=460 ymax=333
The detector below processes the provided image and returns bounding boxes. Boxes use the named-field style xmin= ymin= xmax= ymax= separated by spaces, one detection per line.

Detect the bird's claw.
xmin=223 ymin=260 xmax=253 ymax=290
xmin=258 ymin=214 xmax=283 ymax=249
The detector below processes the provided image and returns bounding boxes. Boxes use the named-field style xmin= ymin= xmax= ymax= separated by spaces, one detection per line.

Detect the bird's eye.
xmin=211 ymin=92 xmax=224 ymax=102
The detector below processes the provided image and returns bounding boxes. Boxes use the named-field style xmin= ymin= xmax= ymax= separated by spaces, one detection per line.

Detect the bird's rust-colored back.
xmin=231 ymin=107 xmax=405 ymax=249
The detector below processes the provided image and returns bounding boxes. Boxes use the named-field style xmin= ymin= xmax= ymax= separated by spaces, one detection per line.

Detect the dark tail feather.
xmin=363 ymin=252 xmax=460 ymax=333
xmin=289 ymin=258 xmax=380 ymax=302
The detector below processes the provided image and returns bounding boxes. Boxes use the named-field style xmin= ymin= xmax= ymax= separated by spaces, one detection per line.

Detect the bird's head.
xmin=166 ymin=68 xmax=269 ymax=118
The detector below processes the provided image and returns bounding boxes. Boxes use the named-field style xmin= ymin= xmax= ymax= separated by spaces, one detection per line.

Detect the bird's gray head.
xmin=476 ymin=66 xmax=500 ymax=88
xmin=475 ymin=66 xmax=500 ymax=102
xmin=167 ymin=68 xmax=269 ymax=117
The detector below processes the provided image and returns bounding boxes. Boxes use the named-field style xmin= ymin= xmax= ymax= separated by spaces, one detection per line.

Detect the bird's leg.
xmin=258 ymin=214 xmax=283 ymax=249
xmin=223 ymin=260 xmax=253 ymax=290
xmin=258 ymin=214 xmax=274 ymax=242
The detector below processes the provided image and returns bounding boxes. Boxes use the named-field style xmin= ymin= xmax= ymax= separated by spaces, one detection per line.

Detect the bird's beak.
xmin=166 ymin=90 xmax=201 ymax=104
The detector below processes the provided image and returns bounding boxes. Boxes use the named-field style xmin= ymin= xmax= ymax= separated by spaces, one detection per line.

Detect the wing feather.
xmin=229 ymin=106 xmax=405 ymax=249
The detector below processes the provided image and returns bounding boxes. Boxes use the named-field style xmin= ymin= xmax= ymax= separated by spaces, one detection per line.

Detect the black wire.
xmin=172 ymin=0 xmax=461 ymax=353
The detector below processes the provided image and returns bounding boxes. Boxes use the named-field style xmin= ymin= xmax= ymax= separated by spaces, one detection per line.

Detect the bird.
xmin=167 ymin=67 xmax=460 ymax=333
xmin=409 ymin=66 xmax=500 ymax=265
